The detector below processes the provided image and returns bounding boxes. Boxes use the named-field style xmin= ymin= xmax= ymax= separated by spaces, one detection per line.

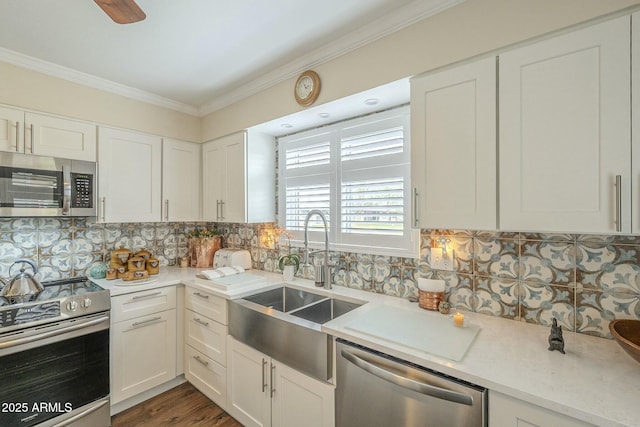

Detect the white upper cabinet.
xmin=0 ymin=106 xmax=24 ymax=153
xmin=98 ymin=127 xmax=162 ymax=222
xmin=632 ymin=12 xmax=640 ymax=233
xmin=411 ymin=56 xmax=497 ymax=230
xmin=0 ymin=106 xmax=96 ymax=161
xmin=162 ymin=138 xmax=201 ymax=221
xmin=202 ymin=130 xmax=274 ymax=223
xmin=499 ymin=16 xmax=631 ymax=233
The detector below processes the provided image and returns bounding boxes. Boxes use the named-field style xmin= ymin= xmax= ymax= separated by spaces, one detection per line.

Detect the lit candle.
xmin=453 ymin=312 xmax=465 ymax=327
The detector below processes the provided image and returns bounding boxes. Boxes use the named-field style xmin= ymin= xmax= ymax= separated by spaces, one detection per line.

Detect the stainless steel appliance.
xmin=336 ymin=339 xmax=487 ymax=427
xmin=0 ymin=152 xmax=96 ymax=217
xmin=0 ymin=277 xmax=111 ymax=427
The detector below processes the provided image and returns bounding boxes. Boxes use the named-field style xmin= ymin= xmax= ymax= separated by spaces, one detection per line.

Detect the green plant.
xmin=278 ymin=252 xmax=300 ymax=274
xmin=187 ymin=226 xmax=219 ymax=239
xmin=276 ymin=227 xmax=299 ymax=274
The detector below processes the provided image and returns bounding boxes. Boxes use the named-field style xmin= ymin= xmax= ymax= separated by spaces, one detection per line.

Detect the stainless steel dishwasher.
xmin=336 ymin=339 xmax=487 ymax=427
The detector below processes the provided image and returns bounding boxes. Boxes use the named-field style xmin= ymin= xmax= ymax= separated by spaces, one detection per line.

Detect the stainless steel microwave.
xmin=0 ymin=152 xmax=97 ymax=217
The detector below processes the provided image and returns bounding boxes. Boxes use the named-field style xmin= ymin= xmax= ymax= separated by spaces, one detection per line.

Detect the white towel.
xmin=197 ymin=265 xmax=245 ymax=280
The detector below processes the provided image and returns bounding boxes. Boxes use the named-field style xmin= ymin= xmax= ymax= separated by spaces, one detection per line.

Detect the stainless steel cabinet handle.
xmin=615 ymin=175 xmax=622 ymax=232
xmin=132 ymin=316 xmax=162 ymax=328
xmin=341 ymin=349 xmax=474 ymax=406
xmin=194 ymin=292 xmax=209 ymax=299
xmin=164 ymin=199 xmax=169 ymax=221
xmin=14 ymin=121 xmax=19 ymax=152
xmin=27 ymin=123 xmax=34 ymax=153
xmin=220 ymin=200 xmax=225 ymax=221
xmin=100 ymin=197 xmax=106 ymax=222
xmin=262 ymin=358 xmax=268 ymax=393
xmin=131 ymin=291 xmax=162 ymax=301
xmin=216 ymin=200 xmax=220 ymax=221
xmin=193 ymin=355 xmax=209 ymax=367
xmin=270 ymin=363 xmax=276 ymax=398
xmin=194 ymin=317 xmax=209 ymax=327
xmin=413 ymin=188 xmax=419 ymax=227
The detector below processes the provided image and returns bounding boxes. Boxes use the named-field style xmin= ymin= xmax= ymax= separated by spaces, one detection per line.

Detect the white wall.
xmin=201 ymin=0 xmax=640 ymax=141
xmin=0 ymin=61 xmax=200 ymax=142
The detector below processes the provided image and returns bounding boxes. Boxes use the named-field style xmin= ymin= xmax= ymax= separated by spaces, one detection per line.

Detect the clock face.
xmin=296 ymin=76 xmax=314 ymax=99
xmin=294 ymin=70 xmax=320 ymax=106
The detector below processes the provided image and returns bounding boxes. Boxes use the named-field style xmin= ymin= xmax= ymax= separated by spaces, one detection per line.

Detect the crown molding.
xmin=0 ymin=47 xmax=200 ymax=116
xmin=0 ymin=0 xmax=463 ymax=118
xmin=198 ymin=0 xmax=464 ymax=115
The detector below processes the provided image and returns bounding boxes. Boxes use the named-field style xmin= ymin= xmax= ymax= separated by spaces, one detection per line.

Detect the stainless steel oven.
xmin=0 ymin=152 xmax=96 ymax=217
xmin=336 ymin=339 xmax=487 ymax=427
xmin=0 ymin=277 xmax=110 ymax=427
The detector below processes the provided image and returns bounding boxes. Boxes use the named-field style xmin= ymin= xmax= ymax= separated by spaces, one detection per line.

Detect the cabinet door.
xmin=632 ymin=12 xmax=640 ymax=233
xmin=111 ymin=309 xmax=177 ymax=404
xmin=98 ymin=127 xmax=162 ymax=222
xmin=227 ymin=336 xmax=271 ymax=427
xmin=0 ymin=106 xmax=23 ymax=153
xmin=26 ymin=112 xmax=96 ymax=161
xmin=411 ymin=57 xmax=496 ymax=229
xmin=222 ymin=132 xmax=247 ymax=223
xmin=499 ymin=16 xmax=630 ymax=233
xmin=202 ymin=138 xmax=225 ymax=221
xmin=489 ymin=391 xmax=596 ymax=427
xmin=272 ymin=361 xmax=334 ymax=427
xmin=162 ymin=138 xmax=201 ymax=221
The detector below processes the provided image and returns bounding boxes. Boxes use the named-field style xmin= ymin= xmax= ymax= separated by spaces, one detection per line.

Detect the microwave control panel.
xmin=71 ymin=173 xmax=93 ymax=208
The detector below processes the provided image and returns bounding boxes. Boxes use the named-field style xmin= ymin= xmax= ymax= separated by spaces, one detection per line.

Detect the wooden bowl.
xmin=609 ymin=319 xmax=640 ymax=364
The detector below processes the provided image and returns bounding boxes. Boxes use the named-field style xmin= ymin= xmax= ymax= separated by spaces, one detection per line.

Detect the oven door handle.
xmin=52 ymin=397 xmax=109 ymax=427
xmin=340 ymin=349 xmax=474 ymax=406
xmin=0 ymin=315 xmax=109 ymax=350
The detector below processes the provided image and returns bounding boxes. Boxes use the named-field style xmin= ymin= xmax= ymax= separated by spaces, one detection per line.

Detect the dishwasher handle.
xmin=341 ymin=349 xmax=474 ymax=406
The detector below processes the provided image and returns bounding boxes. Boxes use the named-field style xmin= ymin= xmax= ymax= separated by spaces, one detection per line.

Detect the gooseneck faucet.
xmin=303 ymin=209 xmax=332 ymax=289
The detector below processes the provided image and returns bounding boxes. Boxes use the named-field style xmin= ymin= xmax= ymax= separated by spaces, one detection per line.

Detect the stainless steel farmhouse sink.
xmin=229 ymin=286 xmax=365 ymax=381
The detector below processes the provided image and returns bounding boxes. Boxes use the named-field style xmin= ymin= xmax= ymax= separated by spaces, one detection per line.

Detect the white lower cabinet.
xmin=110 ymin=287 xmax=178 ymax=405
xmin=489 ymin=391 xmax=596 ymax=427
xmin=184 ymin=286 xmax=229 ymax=408
xmin=227 ymin=336 xmax=334 ymax=427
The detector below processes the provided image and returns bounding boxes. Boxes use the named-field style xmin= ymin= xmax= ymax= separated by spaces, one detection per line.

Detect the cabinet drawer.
xmin=185 ymin=286 xmax=227 ymax=324
xmin=185 ymin=308 xmax=227 ymax=366
xmin=112 ymin=286 xmax=177 ymax=323
xmin=185 ymin=345 xmax=227 ymax=409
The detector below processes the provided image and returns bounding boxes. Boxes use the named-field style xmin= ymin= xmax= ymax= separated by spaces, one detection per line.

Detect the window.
xmin=278 ymin=106 xmax=417 ymax=256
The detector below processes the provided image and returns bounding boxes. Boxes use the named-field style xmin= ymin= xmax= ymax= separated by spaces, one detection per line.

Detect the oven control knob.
xmin=67 ymin=300 xmax=78 ymax=312
xmin=82 ymin=298 xmax=92 ymax=308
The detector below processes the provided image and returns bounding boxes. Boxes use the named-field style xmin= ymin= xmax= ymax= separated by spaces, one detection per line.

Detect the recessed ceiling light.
xmin=318 ymin=113 xmax=330 ymax=118
xmin=364 ymin=98 xmax=379 ymax=105
xmin=281 ymin=123 xmax=293 ymax=129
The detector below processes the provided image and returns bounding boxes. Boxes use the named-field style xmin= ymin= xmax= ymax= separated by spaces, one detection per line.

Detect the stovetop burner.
xmin=0 ymin=276 xmax=110 ymax=333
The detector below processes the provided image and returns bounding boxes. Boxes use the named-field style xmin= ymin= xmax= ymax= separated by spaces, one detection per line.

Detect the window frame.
xmin=277 ymin=106 xmax=418 ymax=257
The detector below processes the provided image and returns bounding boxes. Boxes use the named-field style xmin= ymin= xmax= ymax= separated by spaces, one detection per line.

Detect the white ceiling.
xmin=0 ymin=0 xmax=461 ymax=117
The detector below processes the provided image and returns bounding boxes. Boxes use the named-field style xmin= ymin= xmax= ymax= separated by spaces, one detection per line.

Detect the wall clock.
xmin=294 ymin=70 xmax=321 ymax=107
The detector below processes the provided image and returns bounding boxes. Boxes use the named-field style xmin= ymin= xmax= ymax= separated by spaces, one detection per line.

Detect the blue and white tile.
xmin=576 ymin=243 xmax=640 ymax=292
xmin=576 ymin=288 xmax=639 ymax=338
xmin=473 ymin=276 xmax=519 ymax=319
xmin=474 ymin=235 xmax=519 ymax=278
xmin=519 ymin=281 xmax=574 ymax=330
xmin=520 ymin=240 xmax=574 ymax=285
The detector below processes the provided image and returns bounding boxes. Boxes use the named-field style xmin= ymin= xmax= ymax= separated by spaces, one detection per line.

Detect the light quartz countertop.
xmin=93 ymin=267 xmax=640 ymax=427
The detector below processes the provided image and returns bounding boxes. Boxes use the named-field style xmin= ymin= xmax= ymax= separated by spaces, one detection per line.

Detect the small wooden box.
xmin=418 ymin=290 xmax=445 ymax=311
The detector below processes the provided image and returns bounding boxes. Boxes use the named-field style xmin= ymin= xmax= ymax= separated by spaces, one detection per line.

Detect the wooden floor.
xmin=111 ymin=382 xmax=243 ymax=427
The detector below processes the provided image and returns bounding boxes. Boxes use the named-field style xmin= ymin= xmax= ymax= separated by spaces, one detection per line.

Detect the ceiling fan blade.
xmin=94 ymin=0 xmax=146 ymax=24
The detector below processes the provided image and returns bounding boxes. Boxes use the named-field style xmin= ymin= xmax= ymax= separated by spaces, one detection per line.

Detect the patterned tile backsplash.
xmin=1 ymin=218 xmax=639 ymax=339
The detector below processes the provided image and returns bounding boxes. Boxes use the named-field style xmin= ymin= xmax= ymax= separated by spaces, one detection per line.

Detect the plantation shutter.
xmin=278 ymin=106 xmax=414 ymax=255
